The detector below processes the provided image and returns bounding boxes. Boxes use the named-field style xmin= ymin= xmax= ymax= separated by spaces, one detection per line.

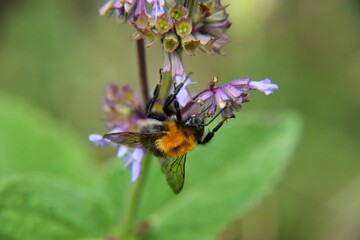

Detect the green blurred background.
xmin=0 ymin=0 xmax=359 ymax=239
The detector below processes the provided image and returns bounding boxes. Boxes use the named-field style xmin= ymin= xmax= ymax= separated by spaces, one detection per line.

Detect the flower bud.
xmin=181 ymin=35 xmax=200 ymax=56
xmin=175 ymin=17 xmax=193 ymax=38
xmin=163 ymin=33 xmax=180 ymax=53
xmin=194 ymin=32 xmax=217 ymax=54
xmin=169 ymin=5 xmax=188 ymax=20
xmin=155 ymin=14 xmax=174 ymax=34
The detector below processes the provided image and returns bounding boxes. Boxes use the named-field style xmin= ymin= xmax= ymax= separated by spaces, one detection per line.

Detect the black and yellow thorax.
xmin=156 ymin=119 xmax=197 ymax=157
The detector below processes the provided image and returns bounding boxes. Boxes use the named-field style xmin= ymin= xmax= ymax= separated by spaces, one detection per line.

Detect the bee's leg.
xmin=163 ymin=82 xmax=184 ymax=115
xmin=145 ymin=81 xmax=161 ymax=116
xmin=199 ymin=118 xmax=228 ymax=144
xmin=173 ymin=99 xmax=182 ymax=122
xmin=147 ymin=112 xmax=167 ymax=122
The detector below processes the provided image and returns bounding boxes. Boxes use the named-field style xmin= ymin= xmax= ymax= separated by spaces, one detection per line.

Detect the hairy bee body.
xmin=140 ymin=119 xmax=197 ymax=159
xmin=104 ymin=115 xmax=207 ymax=193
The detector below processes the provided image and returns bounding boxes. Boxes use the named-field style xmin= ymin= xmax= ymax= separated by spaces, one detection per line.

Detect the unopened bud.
xmin=181 ymin=35 xmax=200 ymax=56
xmin=163 ymin=33 xmax=180 ymax=53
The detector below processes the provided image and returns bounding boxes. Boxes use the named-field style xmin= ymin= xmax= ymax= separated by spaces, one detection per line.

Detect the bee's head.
xmin=184 ymin=115 xmax=204 ymax=138
xmin=184 ymin=115 xmax=203 ymax=126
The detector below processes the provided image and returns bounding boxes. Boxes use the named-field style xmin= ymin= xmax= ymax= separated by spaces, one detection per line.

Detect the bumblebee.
xmin=104 ymin=81 xmax=227 ymax=194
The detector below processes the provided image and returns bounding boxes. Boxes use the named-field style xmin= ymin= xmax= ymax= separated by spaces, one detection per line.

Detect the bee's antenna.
xmin=185 ymin=72 xmax=193 ymax=80
xmin=204 ymin=105 xmax=230 ymax=126
xmin=195 ymin=104 xmax=212 ymax=118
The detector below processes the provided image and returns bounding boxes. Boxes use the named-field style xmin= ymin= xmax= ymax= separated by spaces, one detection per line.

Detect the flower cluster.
xmin=99 ymin=0 xmax=231 ymax=109
xmin=99 ymin=0 xmax=230 ymax=55
xmin=89 ymin=84 xmax=146 ymax=182
xmin=92 ymin=0 xmax=279 ymax=183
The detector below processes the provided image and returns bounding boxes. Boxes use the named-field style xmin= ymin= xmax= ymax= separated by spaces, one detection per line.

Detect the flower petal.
xmin=214 ymin=88 xmax=229 ymax=103
xmin=131 ymin=161 xmax=141 ymax=182
xmin=116 ymin=145 xmax=128 ymax=158
xmin=175 ymin=74 xmax=196 ymax=106
xmin=249 ymin=78 xmax=279 ymax=95
xmin=131 ymin=148 xmax=144 ymax=182
xmin=148 ymin=0 xmax=165 ymax=18
xmin=230 ymin=78 xmax=279 ymax=95
xmin=170 ymin=51 xmax=185 ymax=78
xmin=196 ymin=90 xmax=214 ymax=102
xmin=222 ymin=84 xmax=242 ymax=99
xmin=88 ymin=134 xmax=113 ymax=147
xmin=229 ymin=78 xmax=251 ymax=88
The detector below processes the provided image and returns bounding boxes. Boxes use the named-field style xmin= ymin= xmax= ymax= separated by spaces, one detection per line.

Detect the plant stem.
xmin=185 ymin=0 xmax=196 ymax=18
xmin=136 ymin=39 xmax=150 ymax=104
xmin=159 ymin=69 xmax=173 ymax=99
xmin=183 ymin=0 xmax=190 ymax=7
xmin=118 ymin=39 xmax=151 ymax=239
xmin=120 ymin=154 xmax=152 ymax=239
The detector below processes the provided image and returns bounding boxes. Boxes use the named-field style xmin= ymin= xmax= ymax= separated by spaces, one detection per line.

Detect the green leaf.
xmin=140 ymin=112 xmax=302 ymax=239
xmin=0 ymin=93 xmax=99 ymax=187
xmin=0 ymin=94 xmax=120 ymax=238
xmin=0 ymin=174 xmax=115 ymax=240
xmin=100 ymin=160 xmax=132 ymax=217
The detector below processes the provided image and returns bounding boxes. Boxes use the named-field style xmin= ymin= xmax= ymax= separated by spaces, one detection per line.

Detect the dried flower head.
xmin=99 ymin=0 xmax=231 ymax=55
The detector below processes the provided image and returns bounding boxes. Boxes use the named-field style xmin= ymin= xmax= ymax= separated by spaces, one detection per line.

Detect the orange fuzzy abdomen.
xmin=156 ymin=121 xmax=196 ymax=157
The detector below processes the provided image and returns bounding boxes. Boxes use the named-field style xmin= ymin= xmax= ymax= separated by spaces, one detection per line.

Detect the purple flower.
xmin=88 ymin=133 xmax=115 ymax=147
xmin=89 ymin=133 xmax=144 ymax=182
xmin=125 ymin=148 xmax=144 ymax=182
xmin=89 ymin=84 xmax=146 ymax=182
xmin=174 ymin=74 xmax=197 ymax=107
xmin=229 ymin=78 xmax=279 ymax=95
xmin=162 ymin=50 xmax=196 ymax=106
xmin=192 ymin=77 xmax=279 ymax=118
xmin=147 ymin=0 xmax=164 ymax=18
xmin=163 ymin=51 xmax=185 ymax=79
xmin=118 ymin=146 xmax=144 ymax=182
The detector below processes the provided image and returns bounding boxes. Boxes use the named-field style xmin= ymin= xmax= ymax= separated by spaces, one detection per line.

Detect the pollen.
xmin=157 ymin=121 xmax=196 ymax=157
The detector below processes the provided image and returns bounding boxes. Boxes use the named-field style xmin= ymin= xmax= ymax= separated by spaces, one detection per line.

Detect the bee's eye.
xmin=184 ymin=117 xmax=193 ymax=126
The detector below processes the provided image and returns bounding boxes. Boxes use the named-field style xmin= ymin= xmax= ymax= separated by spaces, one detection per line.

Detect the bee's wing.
xmin=103 ymin=132 xmax=164 ymax=148
xmin=161 ymin=154 xmax=187 ymax=194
